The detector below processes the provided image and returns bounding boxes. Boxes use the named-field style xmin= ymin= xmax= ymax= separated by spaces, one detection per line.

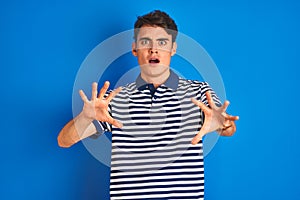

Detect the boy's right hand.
xmin=79 ymin=81 xmax=123 ymax=128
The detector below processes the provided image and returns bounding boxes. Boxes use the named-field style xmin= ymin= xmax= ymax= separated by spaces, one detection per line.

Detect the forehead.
xmin=137 ymin=26 xmax=172 ymax=39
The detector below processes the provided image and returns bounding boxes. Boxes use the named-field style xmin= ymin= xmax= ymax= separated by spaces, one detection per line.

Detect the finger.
xmin=91 ymin=82 xmax=98 ymax=100
xmin=220 ymin=100 xmax=230 ymax=113
xmin=107 ymin=116 xmax=123 ymax=128
xmin=222 ymin=119 xmax=232 ymax=128
xmin=79 ymin=90 xmax=89 ymax=103
xmin=205 ymin=91 xmax=216 ymax=109
xmin=220 ymin=125 xmax=236 ymax=136
xmin=191 ymin=131 xmax=204 ymax=145
xmin=225 ymin=115 xmax=239 ymax=121
xmin=106 ymin=87 xmax=122 ymax=102
xmin=191 ymin=98 xmax=210 ymax=113
xmin=98 ymin=81 xmax=110 ymax=98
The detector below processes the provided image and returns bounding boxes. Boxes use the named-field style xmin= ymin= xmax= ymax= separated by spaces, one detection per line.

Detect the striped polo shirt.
xmin=94 ymin=70 xmax=221 ymax=200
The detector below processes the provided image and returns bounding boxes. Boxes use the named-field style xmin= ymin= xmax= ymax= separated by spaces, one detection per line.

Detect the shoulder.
xmin=121 ymin=81 xmax=137 ymax=91
xmin=178 ymin=77 xmax=211 ymax=91
xmin=113 ymin=81 xmax=138 ymax=98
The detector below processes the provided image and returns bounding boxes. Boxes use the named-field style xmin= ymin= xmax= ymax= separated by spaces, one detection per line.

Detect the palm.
xmin=79 ymin=81 xmax=122 ymax=128
xmin=94 ymin=98 xmax=112 ymax=122
xmin=191 ymin=91 xmax=239 ymax=145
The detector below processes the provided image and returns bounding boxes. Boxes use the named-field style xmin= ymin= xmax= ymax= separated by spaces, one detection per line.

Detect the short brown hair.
xmin=134 ymin=10 xmax=178 ymax=43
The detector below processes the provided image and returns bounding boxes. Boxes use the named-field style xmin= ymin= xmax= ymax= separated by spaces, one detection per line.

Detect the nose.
xmin=150 ymin=49 xmax=158 ymax=54
xmin=149 ymin=41 xmax=158 ymax=54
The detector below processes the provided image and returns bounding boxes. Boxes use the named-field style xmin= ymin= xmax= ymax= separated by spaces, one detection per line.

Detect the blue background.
xmin=1 ymin=0 xmax=299 ymax=199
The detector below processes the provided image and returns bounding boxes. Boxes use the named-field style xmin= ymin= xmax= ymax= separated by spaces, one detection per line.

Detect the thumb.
xmin=108 ymin=116 xmax=123 ymax=128
xmin=191 ymin=131 xmax=205 ymax=145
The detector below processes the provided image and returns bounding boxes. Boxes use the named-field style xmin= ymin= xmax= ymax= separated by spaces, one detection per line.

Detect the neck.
xmin=141 ymin=70 xmax=170 ymax=88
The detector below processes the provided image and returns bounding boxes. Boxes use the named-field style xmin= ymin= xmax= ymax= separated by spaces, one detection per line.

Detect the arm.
xmin=191 ymin=91 xmax=239 ymax=145
xmin=57 ymin=112 xmax=95 ymax=148
xmin=57 ymin=81 xmax=122 ymax=148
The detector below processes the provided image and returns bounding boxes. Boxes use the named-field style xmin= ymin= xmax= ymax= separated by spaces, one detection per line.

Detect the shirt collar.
xmin=136 ymin=70 xmax=179 ymax=91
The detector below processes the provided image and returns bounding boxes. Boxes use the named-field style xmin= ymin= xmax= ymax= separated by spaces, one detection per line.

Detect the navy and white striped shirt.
xmin=94 ymin=70 xmax=221 ymax=200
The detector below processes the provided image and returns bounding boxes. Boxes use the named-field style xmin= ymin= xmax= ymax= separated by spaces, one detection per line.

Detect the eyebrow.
xmin=157 ymin=38 xmax=169 ymax=41
xmin=138 ymin=37 xmax=169 ymax=41
xmin=138 ymin=37 xmax=151 ymax=41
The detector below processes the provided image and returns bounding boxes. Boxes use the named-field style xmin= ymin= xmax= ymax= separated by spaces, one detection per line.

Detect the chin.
xmin=143 ymin=66 xmax=169 ymax=76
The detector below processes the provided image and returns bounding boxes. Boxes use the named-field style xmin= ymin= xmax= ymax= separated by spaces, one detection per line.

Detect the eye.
xmin=158 ymin=40 xmax=167 ymax=46
xmin=140 ymin=39 xmax=150 ymax=46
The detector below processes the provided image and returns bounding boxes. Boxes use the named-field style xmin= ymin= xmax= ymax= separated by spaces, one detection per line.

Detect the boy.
xmin=58 ymin=10 xmax=238 ymax=200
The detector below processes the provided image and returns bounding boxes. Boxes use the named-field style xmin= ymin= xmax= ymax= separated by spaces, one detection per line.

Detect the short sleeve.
xmin=197 ymin=82 xmax=222 ymax=107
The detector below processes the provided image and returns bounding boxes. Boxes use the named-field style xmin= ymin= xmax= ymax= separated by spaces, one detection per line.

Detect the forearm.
xmin=57 ymin=112 xmax=95 ymax=148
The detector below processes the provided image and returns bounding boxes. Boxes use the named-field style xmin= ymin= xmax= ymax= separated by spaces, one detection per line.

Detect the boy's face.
xmin=132 ymin=25 xmax=177 ymax=79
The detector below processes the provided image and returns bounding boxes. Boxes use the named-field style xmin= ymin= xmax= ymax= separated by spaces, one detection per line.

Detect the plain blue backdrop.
xmin=1 ymin=0 xmax=299 ymax=199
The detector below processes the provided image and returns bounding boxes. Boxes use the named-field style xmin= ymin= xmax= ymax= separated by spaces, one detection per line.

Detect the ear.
xmin=171 ymin=42 xmax=177 ymax=56
xmin=132 ymin=42 xmax=137 ymax=56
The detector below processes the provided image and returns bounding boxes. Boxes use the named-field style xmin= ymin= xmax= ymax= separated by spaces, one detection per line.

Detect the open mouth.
xmin=149 ymin=58 xmax=160 ymax=64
